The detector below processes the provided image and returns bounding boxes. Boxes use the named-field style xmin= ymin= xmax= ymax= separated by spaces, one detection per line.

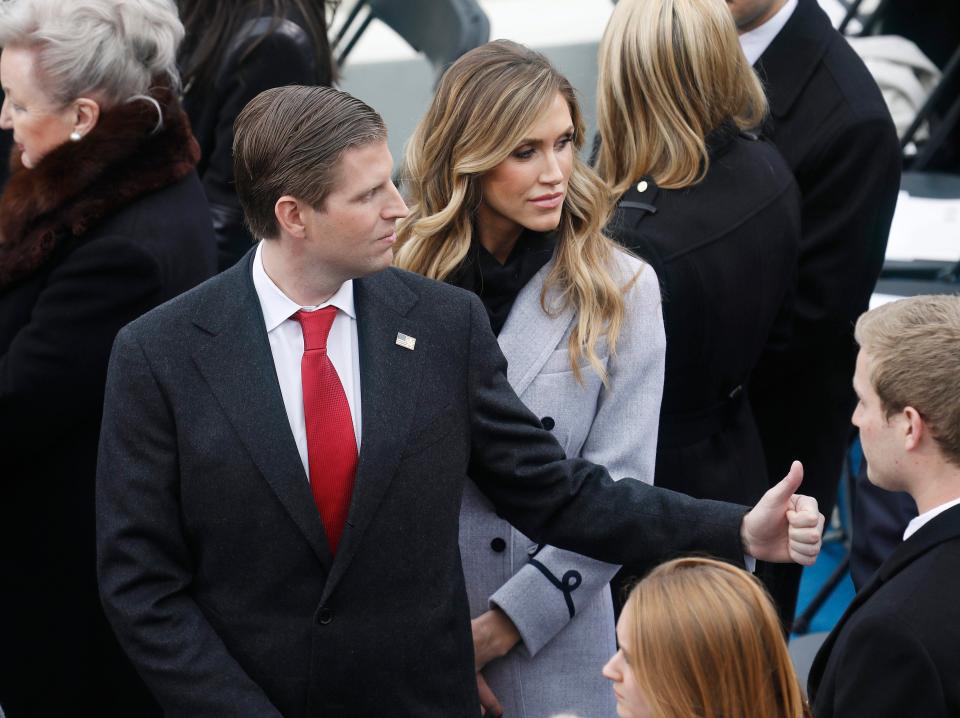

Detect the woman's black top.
xmin=447 ymin=231 xmax=555 ymax=335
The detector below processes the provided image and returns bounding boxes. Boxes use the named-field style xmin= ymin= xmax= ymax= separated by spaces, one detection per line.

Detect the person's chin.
xmin=366 ymin=248 xmax=395 ymax=274
xmin=524 ymin=210 xmax=563 ymax=234
xmin=864 ymin=465 xmax=892 ymax=490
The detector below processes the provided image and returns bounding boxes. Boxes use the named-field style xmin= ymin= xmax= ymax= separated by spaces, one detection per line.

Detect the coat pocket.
xmin=401 ymin=403 xmax=458 ymax=458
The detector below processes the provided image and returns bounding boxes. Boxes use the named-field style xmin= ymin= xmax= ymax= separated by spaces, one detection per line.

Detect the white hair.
xmin=0 ymin=0 xmax=184 ymax=107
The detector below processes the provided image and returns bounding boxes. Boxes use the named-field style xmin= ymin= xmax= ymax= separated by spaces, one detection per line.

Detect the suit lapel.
xmin=320 ymin=269 xmax=425 ymax=601
xmin=755 ymin=0 xmax=832 ymax=119
xmin=809 ymin=504 xmax=960 ymax=695
xmin=497 ymin=259 xmax=575 ymax=397
xmin=190 ymin=253 xmax=333 ymax=568
xmin=807 ymin=562 xmax=883 ymax=695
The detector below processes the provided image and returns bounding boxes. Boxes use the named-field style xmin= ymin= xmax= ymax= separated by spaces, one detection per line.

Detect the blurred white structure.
xmin=336 ymin=0 xmax=849 ymax=162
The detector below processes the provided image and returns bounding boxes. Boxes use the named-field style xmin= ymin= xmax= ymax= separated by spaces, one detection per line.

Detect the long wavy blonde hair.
xmin=624 ymin=557 xmax=810 ymax=718
xmin=395 ymin=40 xmax=632 ymax=382
xmin=596 ymin=0 xmax=768 ymax=195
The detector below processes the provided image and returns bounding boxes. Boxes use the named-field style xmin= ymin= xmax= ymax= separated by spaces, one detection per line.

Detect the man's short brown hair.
xmin=233 ymin=85 xmax=387 ymax=239
xmin=855 ymin=294 xmax=960 ymax=467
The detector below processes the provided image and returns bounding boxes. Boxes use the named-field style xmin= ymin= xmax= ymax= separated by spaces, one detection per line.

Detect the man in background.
xmin=727 ymin=0 xmax=901 ymax=625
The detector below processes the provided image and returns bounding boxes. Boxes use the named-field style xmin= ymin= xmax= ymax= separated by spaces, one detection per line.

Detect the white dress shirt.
xmin=252 ymin=241 xmax=362 ymax=480
xmin=739 ymin=0 xmax=798 ymax=66
xmin=903 ymin=496 xmax=960 ymax=541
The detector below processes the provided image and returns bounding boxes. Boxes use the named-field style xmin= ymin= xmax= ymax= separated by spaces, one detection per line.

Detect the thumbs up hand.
xmin=741 ymin=461 xmax=825 ymax=564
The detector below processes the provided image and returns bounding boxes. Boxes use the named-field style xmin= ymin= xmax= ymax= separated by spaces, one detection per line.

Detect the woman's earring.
xmin=69 ymin=131 xmax=82 ymax=142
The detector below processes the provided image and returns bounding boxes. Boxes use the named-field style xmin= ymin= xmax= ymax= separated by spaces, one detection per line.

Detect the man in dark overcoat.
xmin=728 ymin=0 xmax=902 ymax=624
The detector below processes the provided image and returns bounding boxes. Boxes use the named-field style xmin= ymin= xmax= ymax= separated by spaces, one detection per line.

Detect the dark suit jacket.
xmin=809 ymin=503 xmax=960 ymax=717
xmin=96 ymin=253 xmax=749 ymax=717
xmin=748 ymin=0 xmax=901 ymax=521
xmin=609 ymin=127 xmax=800 ymax=507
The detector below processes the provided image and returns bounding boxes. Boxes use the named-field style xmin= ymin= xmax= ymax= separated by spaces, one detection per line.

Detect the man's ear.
xmin=903 ymin=406 xmax=925 ymax=451
xmin=274 ymin=196 xmax=307 ymax=239
xmin=72 ymin=97 xmax=100 ymax=138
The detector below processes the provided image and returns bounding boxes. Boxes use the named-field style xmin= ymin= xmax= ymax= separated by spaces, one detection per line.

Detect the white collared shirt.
xmin=739 ymin=0 xmax=798 ymax=66
xmin=252 ymin=241 xmax=362 ymax=479
xmin=903 ymin=496 xmax=960 ymax=541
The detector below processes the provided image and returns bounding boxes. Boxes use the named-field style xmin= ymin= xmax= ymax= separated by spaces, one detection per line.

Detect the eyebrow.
xmin=516 ymin=125 xmax=576 ymax=145
xmin=350 ymin=181 xmax=385 ymax=200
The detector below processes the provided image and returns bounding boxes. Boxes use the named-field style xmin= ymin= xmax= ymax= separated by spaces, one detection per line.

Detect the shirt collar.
xmin=739 ymin=0 xmax=798 ymax=66
xmin=903 ymin=495 xmax=960 ymax=541
xmin=252 ymin=240 xmax=356 ymax=333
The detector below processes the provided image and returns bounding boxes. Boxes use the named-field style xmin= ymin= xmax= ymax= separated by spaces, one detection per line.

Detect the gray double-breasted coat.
xmin=460 ymin=249 xmax=665 ymax=717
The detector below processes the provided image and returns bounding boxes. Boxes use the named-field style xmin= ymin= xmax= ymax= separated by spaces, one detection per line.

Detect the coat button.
xmin=541 ymin=416 xmax=555 ymax=430
xmin=317 ymin=607 xmax=334 ymax=625
xmin=636 ymin=180 xmax=648 ymax=193
xmin=490 ymin=537 xmax=507 ymax=553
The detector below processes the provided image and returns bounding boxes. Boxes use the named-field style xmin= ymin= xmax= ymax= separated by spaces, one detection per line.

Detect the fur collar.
xmin=0 ymin=85 xmax=199 ymax=290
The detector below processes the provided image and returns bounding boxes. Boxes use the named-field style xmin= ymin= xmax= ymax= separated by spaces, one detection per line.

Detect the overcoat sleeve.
xmin=488 ymin=263 xmax=666 ymax=656
xmin=464 ymin=292 xmax=748 ymax=569
xmin=785 ymin=115 xmax=900 ymax=334
xmin=96 ymin=327 xmax=283 ymax=717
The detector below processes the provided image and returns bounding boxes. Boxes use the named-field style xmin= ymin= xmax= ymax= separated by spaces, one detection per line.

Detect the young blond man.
xmin=809 ymin=294 xmax=960 ymax=717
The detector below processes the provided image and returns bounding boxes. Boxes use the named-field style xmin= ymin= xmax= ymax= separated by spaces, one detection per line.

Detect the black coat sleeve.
xmin=790 ymin=115 xmax=901 ymax=336
xmin=462 ymin=294 xmax=749 ymax=567
xmin=202 ymin=32 xmax=318 ymax=270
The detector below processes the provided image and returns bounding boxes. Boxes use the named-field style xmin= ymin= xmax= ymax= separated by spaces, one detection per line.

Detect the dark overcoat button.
xmin=541 ymin=416 xmax=555 ymax=430
xmin=317 ymin=607 xmax=334 ymax=625
xmin=490 ymin=537 xmax=507 ymax=553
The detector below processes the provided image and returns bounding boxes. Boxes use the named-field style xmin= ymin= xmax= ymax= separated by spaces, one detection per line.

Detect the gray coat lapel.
xmin=497 ymin=259 xmax=575 ymax=397
xmin=190 ymin=255 xmax=333 ymax=568
xmin=321 ymin=269 xmax=425 ymax=601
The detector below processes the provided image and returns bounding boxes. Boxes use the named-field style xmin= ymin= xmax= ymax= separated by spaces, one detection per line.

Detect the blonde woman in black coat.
xmin=595 ymin=0 xmax=801 ymax=597
xmin=0 ymin=0 xmax=215 ymax=713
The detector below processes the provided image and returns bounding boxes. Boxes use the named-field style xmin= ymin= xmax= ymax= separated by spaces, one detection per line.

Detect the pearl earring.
xmin=69 ymin=131 xmax=82 ymax=142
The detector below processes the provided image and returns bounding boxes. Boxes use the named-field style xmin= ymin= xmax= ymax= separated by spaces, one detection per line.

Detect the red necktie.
xmin=294 ymin=307 xmax=357 ymax=554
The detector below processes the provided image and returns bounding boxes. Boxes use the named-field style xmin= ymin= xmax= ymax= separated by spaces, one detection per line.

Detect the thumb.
xmin=764 ymin=460 xmax=804 ymax=505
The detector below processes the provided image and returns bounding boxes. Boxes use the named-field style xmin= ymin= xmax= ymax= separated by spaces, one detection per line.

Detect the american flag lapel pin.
xmin=395 ymin=332 xmax=416 ymax=351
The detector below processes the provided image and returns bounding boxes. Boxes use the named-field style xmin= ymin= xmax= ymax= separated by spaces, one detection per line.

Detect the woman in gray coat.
xmin=395 ymin=41 xmax=664 ymax=718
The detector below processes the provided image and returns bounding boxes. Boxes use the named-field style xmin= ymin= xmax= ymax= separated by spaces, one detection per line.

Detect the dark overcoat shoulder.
xmin=608 ymin=130 xmax=800 ymax=506
xmin=809 ymin=504 xmax=960 ymax=717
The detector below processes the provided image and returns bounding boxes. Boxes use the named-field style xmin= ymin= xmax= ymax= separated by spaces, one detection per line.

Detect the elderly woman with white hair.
xmin=0 ymin=0 xmax=215 ymax=713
